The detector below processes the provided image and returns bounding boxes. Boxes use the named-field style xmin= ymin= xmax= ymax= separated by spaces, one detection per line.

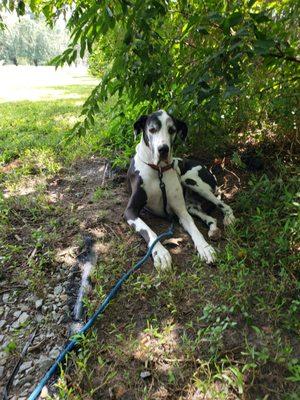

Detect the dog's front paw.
xmin=197 ymin=243 xmax=216 ymax=264
xmin=152 ymin=244 xmax=172 ymax=271
xmin=223 ymin=213 xmax=235 ymax=226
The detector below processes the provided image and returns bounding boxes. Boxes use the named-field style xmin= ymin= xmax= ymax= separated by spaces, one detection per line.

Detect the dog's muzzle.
xmin=158 ymin=144 xmax=169 ymax=161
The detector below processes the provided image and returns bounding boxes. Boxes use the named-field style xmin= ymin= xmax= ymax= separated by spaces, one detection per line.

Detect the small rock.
xmin=35 ymin=299 xmax=43 ymax=309
xmin=49 ymin=347 xmax=60 ymax=359
xmin=35 ymin=313 xmax=43 ymax=323
xmin=19 ymin=312 xmax=29 ymax=325
xmin=11 ymin=312 xmax=29 ymax=329
xmin=40 ymin=386 xmax=49 ymax=398
xmin=2 ymin=293 xmax=9 ymax=303
xmin=54 ymin=285 xmax=63 ymax=296
xmin=0 ymin=320 xmax=6 ymax=329
xmin=19 ymin=360 xmax=33 ymax=373
xmin=28 ymin=294 xmax=37 ymax=303
xmin=13 ymin=310 xmax=22 ymax=318
xmin=140 ymin=371 xmax=151 ymax=379
xmin=18 ymin=373 xmax=33 ymax=386
xmin=37 ymin=355 xmax=51 ymax=372
xmin=13 ymin=377 xmax=20 ymax=387
xmin=52 ymin=311 xmax=59 ymax=321
xmin=0 ymin=365 xmax=4 ymax=378
xmin=60 ymin=294 xmax=67 ymax=302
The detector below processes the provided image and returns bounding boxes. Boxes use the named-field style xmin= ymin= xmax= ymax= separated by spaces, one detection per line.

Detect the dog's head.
xmin=134 ymin=110 xmax=188 ymax=165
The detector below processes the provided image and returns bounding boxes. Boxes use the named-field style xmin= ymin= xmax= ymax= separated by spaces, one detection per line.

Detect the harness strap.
xmin=139 ymin=156 xmax=174 ymax=221
xmin=158 ymin=169 xmax=169 ymax=218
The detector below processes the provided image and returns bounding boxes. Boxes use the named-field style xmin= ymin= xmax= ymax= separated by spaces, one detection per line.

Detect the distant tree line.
xmin=0 ymin=15 xmax=68 ymax=66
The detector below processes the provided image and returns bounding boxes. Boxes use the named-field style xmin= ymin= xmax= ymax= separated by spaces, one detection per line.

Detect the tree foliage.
xmin=1 ymin=0 xmax=299 ymax=150
xmin=0 ymin=15 xmax=68 ymax=66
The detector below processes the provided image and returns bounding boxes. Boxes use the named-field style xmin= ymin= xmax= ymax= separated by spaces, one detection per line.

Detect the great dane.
xmin=124 ymin=110 xmax=235 ymax=271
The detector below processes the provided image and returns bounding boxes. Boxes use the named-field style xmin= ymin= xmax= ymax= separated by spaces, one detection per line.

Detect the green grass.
xmin=0 ymin=85 xmax=106 ymax=165
xmin=1 ymin=84 xmax=299 ymax=399
xmin=54 ymin=160 xmax=299 ymax=399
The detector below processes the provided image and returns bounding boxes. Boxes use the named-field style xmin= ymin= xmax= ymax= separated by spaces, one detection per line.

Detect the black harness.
xmin=158 ymin=168 xmax=170 ymax=218
xmin=142 ymin=159 xmax=175 ymax=222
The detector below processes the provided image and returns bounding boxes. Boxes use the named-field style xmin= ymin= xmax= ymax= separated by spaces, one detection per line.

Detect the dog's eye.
xmin=168 ymin=127 xmax=176 ymax=134
xmin=149 ymin=127 xmax=157 ymax=134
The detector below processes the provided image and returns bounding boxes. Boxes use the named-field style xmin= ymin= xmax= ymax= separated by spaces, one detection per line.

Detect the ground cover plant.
xmin=0 ymin=0 xmax=299 ymax=399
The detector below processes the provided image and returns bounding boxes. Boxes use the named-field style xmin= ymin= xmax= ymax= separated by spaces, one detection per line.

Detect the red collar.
xmin=147 ymin=162 xmax=174 ymax=173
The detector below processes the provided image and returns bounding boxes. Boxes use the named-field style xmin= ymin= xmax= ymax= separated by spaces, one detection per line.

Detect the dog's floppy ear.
xmin=174 ymin=118 xmax=188 ymax=141
xmin=133 ymin=115 xmax=148 ymax=140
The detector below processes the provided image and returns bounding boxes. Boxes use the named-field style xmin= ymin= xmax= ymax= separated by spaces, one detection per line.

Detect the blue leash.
xmin=28 ymin=224 xmax=174 ymax=400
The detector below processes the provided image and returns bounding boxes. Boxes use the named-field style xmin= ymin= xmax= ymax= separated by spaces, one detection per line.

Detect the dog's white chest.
xmin=142 ymin=170 xmax=183 ymax=216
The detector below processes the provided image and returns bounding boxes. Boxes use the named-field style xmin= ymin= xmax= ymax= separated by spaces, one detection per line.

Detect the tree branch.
xmin=266 ymin=52 xmax=300 ymax=64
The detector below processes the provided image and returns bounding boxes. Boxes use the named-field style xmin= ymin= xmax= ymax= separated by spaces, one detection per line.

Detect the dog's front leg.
xmin=168 ymin=181 xmax=215 ymax=263
xmin=178 ymin=209 xmax=216 ymax=263
xmin=124 ymin=201 xmax=172 ymax=271
xmin=168 ymin=186 xmax=216 ymax=263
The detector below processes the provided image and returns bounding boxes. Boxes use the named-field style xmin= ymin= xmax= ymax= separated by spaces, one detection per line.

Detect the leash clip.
xmin=158 ymin=168 xmax=165 ymax=189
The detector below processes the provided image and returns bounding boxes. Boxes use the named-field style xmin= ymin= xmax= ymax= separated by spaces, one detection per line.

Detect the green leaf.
xmin=17 ymin=0 xmax=25 ymax=16
xmin=250 ymin=13 xmax=271 ymax=23
xmin=224 ymin=86 xmax=241 ymax=98
xmin=248 ymin=0 xmax=257 ymax=7
xmin=254 ymin=39 xmax=275 ymax=55
xmin=197 ymin=26 xmax=209 ymax=35
xmin=227 ymin=12 xmax=243 ymax=28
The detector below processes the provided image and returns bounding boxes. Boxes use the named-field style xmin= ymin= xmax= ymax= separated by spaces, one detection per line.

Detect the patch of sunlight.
xmin=56 ymin=245 xmax=80 ymax=266
xmin=0 ymin=65 xmax=97 ymax=102
xmin=134 ymin=320 xmax=182 ymax=373
xmin=3 ymin=176 xmax=47 ymax=198
xmin=53 ymin=114 xmax=82 ymax=126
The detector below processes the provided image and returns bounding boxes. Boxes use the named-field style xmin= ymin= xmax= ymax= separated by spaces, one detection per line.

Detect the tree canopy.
xmin=0 ymin=16 xmax=68 ymax=65
xmin=1 ymin=0 xmax=299 ymax=147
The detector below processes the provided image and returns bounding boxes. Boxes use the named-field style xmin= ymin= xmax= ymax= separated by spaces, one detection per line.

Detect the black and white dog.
xmin=124 ymin=110 xmax=235 ymax=271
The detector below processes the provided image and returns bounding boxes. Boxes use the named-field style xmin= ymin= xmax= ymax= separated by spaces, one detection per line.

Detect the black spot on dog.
xmin=177 ymin=160 xmax=217 ymax=190
xmin=198 ymin=167 xmax=217 ymax=190
xmin=177 ymin=159 xmax=200 ymax=175
xmin=147 ymin=113 xmax=162 ymax=131
xmin=134 ymin=115 xmax=149 ymax=146
xmin=185 ymin=178 xmax=197 ymax=186
xmin=124 ymin=159 xmax=147 ymax=221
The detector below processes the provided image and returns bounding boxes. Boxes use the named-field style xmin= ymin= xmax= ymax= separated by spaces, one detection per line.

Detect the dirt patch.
xmin=1 ymin=154 xmax=238 ymax=399
xmin=2 ymin=154 xmax=297 ymax=400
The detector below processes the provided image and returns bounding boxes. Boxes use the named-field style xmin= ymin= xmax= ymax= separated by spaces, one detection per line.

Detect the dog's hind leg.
xmin=186 ymin=202 xmax=221 ymax=241
xmin=181 ymin=165 xmax=235 ymax=226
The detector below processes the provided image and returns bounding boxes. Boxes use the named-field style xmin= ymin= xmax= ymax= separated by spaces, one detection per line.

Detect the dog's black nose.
xmin=158 ymin=144 xmax=169 ymax=157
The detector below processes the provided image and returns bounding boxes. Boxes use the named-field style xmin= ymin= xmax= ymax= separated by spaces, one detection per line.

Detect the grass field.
xmin=0 ymin=67 xmax=299 ymax=399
